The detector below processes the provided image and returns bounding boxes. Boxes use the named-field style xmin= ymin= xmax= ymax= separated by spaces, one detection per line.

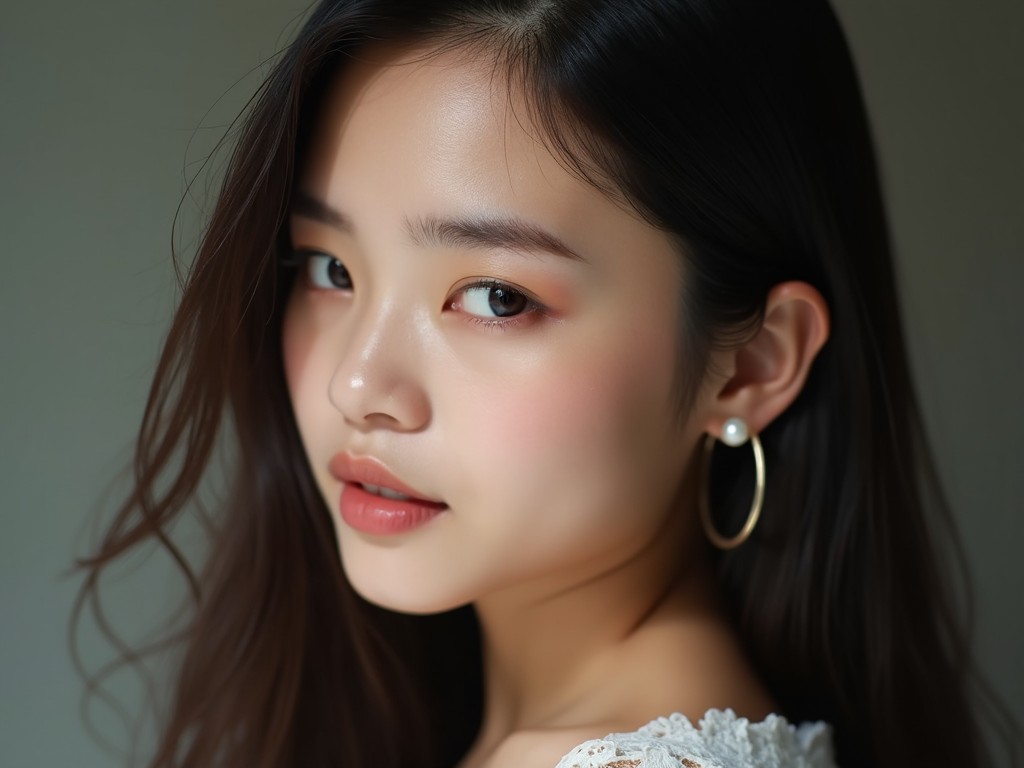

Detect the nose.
xmin=328 ymin=302 xmax=431 ymax=433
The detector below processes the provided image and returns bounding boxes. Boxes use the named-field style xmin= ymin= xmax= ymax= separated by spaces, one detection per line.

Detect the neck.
xmin=471 ymin=506 xmax=716 ymax=739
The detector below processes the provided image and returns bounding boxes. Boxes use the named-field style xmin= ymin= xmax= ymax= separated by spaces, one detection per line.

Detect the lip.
xmin=329 ymin=453 xmax=448 ymax=536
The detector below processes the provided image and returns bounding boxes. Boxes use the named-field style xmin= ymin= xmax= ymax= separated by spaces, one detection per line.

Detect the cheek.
xmin=515 ymin=322 xmax=681 ymax=468
xmin=486 ymin=367 xmax=654 ymax=464
xmin=446 ymin=323 xmax=685 ymax=546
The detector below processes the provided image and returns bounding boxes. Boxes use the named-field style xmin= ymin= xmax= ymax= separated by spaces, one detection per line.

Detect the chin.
xmin=342 ymin=561 xmax=475 ymax=616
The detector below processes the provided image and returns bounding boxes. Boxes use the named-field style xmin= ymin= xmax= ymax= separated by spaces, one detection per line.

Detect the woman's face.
xmin=282 ymin=46 xmax=709 ymax=614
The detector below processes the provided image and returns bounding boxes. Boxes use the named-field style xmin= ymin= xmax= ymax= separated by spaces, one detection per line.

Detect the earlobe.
xmin=704 ymin=281 xmax=830 ymax=436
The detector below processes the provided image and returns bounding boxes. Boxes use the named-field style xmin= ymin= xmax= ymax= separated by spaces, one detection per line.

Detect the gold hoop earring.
xmin=700 ymin=417 xmax=765 ymax=550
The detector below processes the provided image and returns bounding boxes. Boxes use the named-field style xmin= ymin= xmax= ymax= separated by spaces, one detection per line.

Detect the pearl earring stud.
xmin=722 ymin=417 xmax=750 ymax=447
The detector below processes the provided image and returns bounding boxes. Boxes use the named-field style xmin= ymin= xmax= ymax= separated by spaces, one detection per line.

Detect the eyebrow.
xmin=292 ymin=192 xmax=349 ymax=231
xmin=291 ymin=191 xmax=586 ymax=262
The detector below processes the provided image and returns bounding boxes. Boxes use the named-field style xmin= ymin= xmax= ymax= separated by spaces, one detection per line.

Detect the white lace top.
xmin=555 ymin=709 xmax=836 ymax=768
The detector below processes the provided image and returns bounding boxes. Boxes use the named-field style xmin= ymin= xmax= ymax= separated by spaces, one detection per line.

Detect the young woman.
xmin=75 ymin=1 xmax=1018 ymax=766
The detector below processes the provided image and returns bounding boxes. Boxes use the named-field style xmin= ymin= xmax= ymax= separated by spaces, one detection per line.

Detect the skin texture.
xmin=282 ymin=45 xmax=829 ymax=768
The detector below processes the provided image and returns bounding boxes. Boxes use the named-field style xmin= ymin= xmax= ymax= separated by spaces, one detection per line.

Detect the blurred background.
xmin=1 ymin=0 xmax=1021 ymax=764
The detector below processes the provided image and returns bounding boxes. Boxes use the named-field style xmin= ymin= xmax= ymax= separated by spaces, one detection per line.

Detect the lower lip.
xmin=339 ymin=484 xmax=448 ymax=535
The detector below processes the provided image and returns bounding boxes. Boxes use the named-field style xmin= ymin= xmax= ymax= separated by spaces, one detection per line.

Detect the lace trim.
xmin=554 ymin=708 xmax=836 ymax=768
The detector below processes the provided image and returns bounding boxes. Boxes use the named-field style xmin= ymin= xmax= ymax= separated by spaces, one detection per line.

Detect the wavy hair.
xmin=74 ymin=1 xmax=1018 ymax=766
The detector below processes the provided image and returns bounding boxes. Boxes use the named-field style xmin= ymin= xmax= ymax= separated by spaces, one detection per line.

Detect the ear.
xmin=702 ymin=281 xmax=829 ymax=438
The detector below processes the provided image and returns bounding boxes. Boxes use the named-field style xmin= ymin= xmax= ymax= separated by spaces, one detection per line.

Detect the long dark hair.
xmin=74 ymin=1 xmax=1018 ymax=766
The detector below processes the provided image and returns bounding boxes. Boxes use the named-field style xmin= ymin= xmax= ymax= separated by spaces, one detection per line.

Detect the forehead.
xmin=298 ymin=43 xmax=675 ymax=267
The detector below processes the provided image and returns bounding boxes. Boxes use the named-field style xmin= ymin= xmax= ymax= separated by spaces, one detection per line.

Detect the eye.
xmin=447 ymin=279 xmax=547 ymax=330
xmin=302 ymin=252 xmax=352 ymax=290
xmin=459 ymin=283 xmax=531 ymax=318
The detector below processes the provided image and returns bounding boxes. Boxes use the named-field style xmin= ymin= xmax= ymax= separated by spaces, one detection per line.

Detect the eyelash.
xmin=285 ymin=249 xmax=547 ymax=331
xmin=285 ymin=249 xmax=353 ymax=290
xmin=447 ymin=278 xmax=545 ymax=331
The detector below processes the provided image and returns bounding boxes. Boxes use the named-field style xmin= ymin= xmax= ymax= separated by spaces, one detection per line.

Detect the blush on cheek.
xmin=448 ymin=351 xmax=685 ymax=585
xmin=475 ymin=341 xmax=677 ymax=491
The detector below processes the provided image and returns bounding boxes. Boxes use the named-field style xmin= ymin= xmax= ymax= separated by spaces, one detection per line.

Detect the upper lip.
xmin=328 ymin=452 xmax=445 ymax=503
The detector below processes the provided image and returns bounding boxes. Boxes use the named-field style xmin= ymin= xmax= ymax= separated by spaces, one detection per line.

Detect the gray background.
xmin=1 ymin=1 xmax=1021 ymax=765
